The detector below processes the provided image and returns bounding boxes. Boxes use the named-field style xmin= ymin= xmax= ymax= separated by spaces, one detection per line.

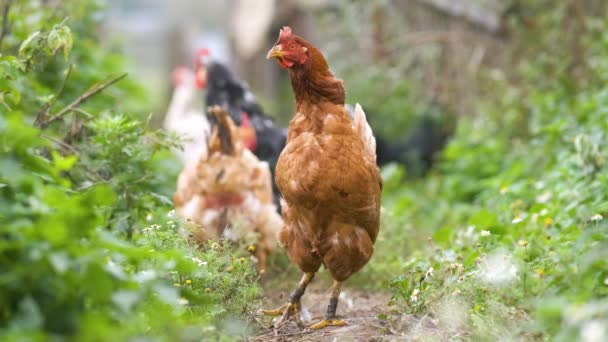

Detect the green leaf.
xmin=154 ymin=283 xmax=180 ymax=306
xmin=49 ymin=252 xmax=70 ymax=274
xmin=469 ymin=209 xmax=499 ymax=229
xmin=18 ymin=31 xmax=41 ymax=58
xmin=432 ymin=226 xmax=453 ymax=244
xmin=47 ymin=25 xmax=73 ymax=60
xmin=82 ymin=263 xmax=114 ymax=304
xmin=51 ymin=151 xmax=78 ymax=172
xmin=112 ymin=290 xmax=141 ymax=313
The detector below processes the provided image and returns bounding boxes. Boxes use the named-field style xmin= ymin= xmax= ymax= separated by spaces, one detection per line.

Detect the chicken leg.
xmin=309 ymin=281 xmax=347 ymax=329
xmin=261 ymin=272 xmax=314 ymax=327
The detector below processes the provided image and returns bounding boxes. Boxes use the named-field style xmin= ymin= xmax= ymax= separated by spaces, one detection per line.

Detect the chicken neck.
xmin=287 ymin=45 xmax=345 ymax=106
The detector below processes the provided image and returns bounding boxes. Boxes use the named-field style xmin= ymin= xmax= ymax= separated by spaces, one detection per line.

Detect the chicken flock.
xmin=164 ymin=27 xmax=447 ymax=330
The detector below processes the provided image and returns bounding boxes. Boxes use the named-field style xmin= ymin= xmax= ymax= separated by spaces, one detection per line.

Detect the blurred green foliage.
xmin=0 ymin=1 xmax=258 ymax=340
xmin=3 ymin=0 xmax=608 ymax=340
xmin=356 ymin=1 xmax=608 ymax=340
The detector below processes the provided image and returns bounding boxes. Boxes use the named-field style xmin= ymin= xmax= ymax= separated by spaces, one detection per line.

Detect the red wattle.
xmin=195 ymin=77 xmax=207 ymax=89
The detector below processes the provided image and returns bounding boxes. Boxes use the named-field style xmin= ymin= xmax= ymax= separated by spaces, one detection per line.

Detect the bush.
xmin=0 ymin=1 xmax=258 ymax=340
xmin=375 ymin=5 xmax=608 ymax=340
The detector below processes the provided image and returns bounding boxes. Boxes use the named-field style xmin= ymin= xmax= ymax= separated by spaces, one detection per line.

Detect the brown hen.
xmin=173 ymin=106 xmax=282 ymax=273
xmin=263 ymin=27 xmax=382 ymax=329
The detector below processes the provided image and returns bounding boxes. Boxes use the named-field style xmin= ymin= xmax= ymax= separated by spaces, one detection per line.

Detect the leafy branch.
xmin=36 ymin=72 xmax=128 ymax=128
xmin=34 ymin=63 xmax=74 ymax=127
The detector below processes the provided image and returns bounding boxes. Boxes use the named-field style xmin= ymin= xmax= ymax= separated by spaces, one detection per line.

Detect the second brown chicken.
xmin=173 ymin=106 xmax=282 ymax=273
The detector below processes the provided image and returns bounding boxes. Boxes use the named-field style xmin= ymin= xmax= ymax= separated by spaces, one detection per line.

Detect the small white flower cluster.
xmin=590 ymin=214 xmax=603 ymax=222
xmin=191 ymin=257 xmax=208 ymax=267
xmin=166 ymin=220 xmax=176 ymax=229
xmin=142 ymin=224 xmax=161 ymax=233
xmin=448 ymin=263 xmax=464 ymax=273
xmin=512 ymin=215 xmax=524 ymax=224
xmin=410 ymin=288 xmax=420 ymax=303
xmin=481 ymin=230 xmax=491 ymax=237
xmin=536 ymin=191 xmax=552 ymax=204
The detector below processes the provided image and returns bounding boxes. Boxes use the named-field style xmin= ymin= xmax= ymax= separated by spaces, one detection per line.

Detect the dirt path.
xmin=251 ymin=281 xmax=395 ymax=341
xmin=249 ymin=278 xmax=456 ymax=341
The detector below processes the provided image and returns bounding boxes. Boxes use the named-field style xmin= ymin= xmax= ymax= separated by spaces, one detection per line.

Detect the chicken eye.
xmin=290 ymin=44 xmax=296 ymax=50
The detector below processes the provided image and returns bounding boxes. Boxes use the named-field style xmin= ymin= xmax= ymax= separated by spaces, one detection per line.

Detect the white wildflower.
xmin=536 ymin=191 xmax=552 ymax=204
xmin=410 ymin=288 xmax=420 ymax=303
xmin=146 ymin=213 xmax=153 ymax=222
xmin=178 ymin=298 xmax=189 ymax=305
xmin=167 ymin=209 xmax=176 ymax=217
xmin=539 ymin=208 xmax=549 ymax=216
xmin=590 ymin=214 xmax=603 ymax=222
xmin=481 ymin=230 xmax=491 ymax=237
xmin=426 ymin=267 xmax=434 ymax=278
xmin=191 ymin=257 xmax=207 ymax=267
xmin=512 ymin=216 xmax=524 ymax=224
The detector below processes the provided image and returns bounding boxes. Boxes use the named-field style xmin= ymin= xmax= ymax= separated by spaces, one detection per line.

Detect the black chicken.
xmin=194 ymin=48 xmax=287 ymax=204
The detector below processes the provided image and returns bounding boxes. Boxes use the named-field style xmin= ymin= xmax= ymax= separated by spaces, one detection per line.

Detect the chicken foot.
xmin=309 ymin=281 xmax=347 ymax=329
xmin=261 ymin=272 xmax=314 ymax=327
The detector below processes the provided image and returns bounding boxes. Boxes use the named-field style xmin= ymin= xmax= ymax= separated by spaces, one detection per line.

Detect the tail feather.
xmin=352 ymin=103 xmax=377 ymax=163
xmin=208 ymin=106 xmax=236 ymax=155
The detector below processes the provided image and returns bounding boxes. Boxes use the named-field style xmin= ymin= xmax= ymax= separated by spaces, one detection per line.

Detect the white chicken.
xmin=163 ymin=66 xmax=211 ymax=165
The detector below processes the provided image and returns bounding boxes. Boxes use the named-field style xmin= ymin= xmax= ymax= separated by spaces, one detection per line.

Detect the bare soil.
xmin=250 ymin=280 xmax=391 ymax=341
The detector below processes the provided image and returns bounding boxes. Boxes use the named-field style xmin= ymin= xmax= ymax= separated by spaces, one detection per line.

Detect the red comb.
xmin=194 ymin=48 xmax=210 ymax=69
xmin=196 ymin=48 xmax=210 ymax=57
xmin=279 ymin=26 xmax=292 ymax=40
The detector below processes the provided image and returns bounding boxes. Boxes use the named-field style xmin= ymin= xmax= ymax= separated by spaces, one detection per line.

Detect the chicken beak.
xmin=266 ymin=46 xmax=284 ymax=59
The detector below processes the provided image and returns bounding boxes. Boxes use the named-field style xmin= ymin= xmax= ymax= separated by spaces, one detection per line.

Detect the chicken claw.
xmin=309 ymin=319 xmax=347 ymax=330
xmin=261 ymin=302 xmax=290 ymax=316
xmin=263 ymin=301 xmax=303 ymax=327
xmin=308 ymin=280 xmax=346 ymax=330
xmin=260 ymin=272 xmax=315 ymax=328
